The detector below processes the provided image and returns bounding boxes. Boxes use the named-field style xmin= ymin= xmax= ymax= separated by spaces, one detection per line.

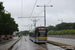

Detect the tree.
xmin=47 ymin=25 xmax=55 ymax=31
xmin=0 ymin=2 xmax=19 ymax=35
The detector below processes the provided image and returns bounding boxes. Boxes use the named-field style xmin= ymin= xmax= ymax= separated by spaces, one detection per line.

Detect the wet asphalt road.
xmin=12 ymin=36 xmax=64 ymax=50
xmin=48 ymin=37 xmax=75 ymax=46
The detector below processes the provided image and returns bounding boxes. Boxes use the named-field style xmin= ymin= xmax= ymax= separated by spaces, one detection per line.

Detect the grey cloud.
xmin=1 ymin=0 xmax=75 ymax=31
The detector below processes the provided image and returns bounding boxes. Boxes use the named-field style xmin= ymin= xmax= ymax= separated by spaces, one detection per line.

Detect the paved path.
xmin=0 ymin=37 xmax=20 ymax=50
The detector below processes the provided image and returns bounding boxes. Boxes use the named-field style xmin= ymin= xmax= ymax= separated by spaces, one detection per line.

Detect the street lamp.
xmin=58 ymin=19 xmax=63 ymax=23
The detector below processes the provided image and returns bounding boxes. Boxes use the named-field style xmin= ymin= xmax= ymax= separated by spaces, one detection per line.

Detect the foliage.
xmin=47 ymin=29 xmax=75 ymax=35
xmin=0 ymin=2 xmax=19 ymax=35
xmin=56 ymin=22 xmax=75 ymax=30
xmin=47 ymin=30 xmax=55 ymax=35
xmin=47 ymin=22 xmax=75 ymax=31
xmin=47 ymin=25 xmax=55 ymax=31
xmin=18 ymin=30 xmax=29 ymax=36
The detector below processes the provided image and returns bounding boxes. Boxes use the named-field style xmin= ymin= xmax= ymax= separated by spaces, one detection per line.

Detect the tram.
xmin=29 ymin=26 xmax=47 ymax=43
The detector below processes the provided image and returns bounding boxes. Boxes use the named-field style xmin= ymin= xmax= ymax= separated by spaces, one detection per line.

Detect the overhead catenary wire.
xmin=29 ymin=0 xmax=52 ymax=28
xmin=28 ymin=0 xmax=37 ymax=30
xmin=30 ymin=0 xmax=37 ymax=17
xmin=47 ymin=0 xmax=52 ymax=5
xmin=21 ymin=0 xmax=23 ymax=17
xmin=20 ymin=0 xmax=24 ymax=23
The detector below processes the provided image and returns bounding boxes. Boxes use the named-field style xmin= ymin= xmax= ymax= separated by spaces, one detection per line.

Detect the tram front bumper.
xmin=37 ymin=40 xmax=47 ymax=43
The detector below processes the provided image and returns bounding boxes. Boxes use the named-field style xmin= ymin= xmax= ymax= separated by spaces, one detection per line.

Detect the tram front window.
xmin=38 ymin=32 xmax=47 ymax=37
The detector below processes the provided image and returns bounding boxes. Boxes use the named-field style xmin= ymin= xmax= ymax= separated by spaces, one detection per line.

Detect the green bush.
xmin=47 ymin=30 xmax=55 ymax=35
xmin=47 ymin=29 xmax=75 ymax=35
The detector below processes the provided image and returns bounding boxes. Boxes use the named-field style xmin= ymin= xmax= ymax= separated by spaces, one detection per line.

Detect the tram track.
xmin=39 ymin=43 xmax=48 ymax=50
xmin=29 ymin=39 xmax=64 ymax=50
xmin=38 ymin=43 xmax=65 ymax=50
xmin=25 ymin=36 xmax=74 ymax=50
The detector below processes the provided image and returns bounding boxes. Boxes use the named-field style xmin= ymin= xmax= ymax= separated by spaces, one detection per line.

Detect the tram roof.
xmin=35 ymin=26 xmax=46 ymax=28
xmin=29 ymin=26 xmax=47 ymax=33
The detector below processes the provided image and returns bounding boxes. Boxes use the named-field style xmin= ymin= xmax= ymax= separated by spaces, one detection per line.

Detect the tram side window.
xmin=32 ymin=33 xmax=35 ymax=37
xmin=29 ymin=33 xmax=31 ymax=36
xmin=29 ymin=33 xmax=33 ymax=37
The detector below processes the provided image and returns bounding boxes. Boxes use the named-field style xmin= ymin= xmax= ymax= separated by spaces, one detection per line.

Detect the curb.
xmin=8 ymin=37 xmax=22 ymax=50
xmin=47 ymin=40 xmax=75 ymax=50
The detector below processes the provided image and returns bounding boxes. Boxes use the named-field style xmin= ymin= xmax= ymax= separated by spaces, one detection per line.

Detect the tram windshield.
xmin=38 ymin=32 xmax=47 ymax=37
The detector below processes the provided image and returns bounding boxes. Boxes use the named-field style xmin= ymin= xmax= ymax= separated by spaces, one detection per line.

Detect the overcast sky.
xmin=0 ymin=0 xmax=75 ymax=31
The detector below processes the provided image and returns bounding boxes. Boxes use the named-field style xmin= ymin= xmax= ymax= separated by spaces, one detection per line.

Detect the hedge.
xmin=47 ymin=29 xmax=75 ymax=35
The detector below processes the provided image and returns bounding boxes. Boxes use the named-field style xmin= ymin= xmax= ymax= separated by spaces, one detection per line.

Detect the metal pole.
xmin=37 ymin=5 xmax=53 ymax=26
xmin=34 ymin=19 xmax=37 ymax=27
xmin=44 ymin=5 xmax=46 ymax=26
xmin=33 ymin=19 xmax=36 ymax=28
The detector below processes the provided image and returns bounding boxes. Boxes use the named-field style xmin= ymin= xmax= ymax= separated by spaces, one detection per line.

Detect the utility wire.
xmin=30 ymin=0 xmax=37 ymax=17
xmin=28 ymin=0 xmax=37 ymax=30
xmin=47 ymin=0 xmax=52 ymax=5
xmin=20 ymin=0 xmax=24 ymax=22
xmin=21 ymin=0 xmax=22 ymax=17
xmin=37 ymin=0 xmax=52 ymax=16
